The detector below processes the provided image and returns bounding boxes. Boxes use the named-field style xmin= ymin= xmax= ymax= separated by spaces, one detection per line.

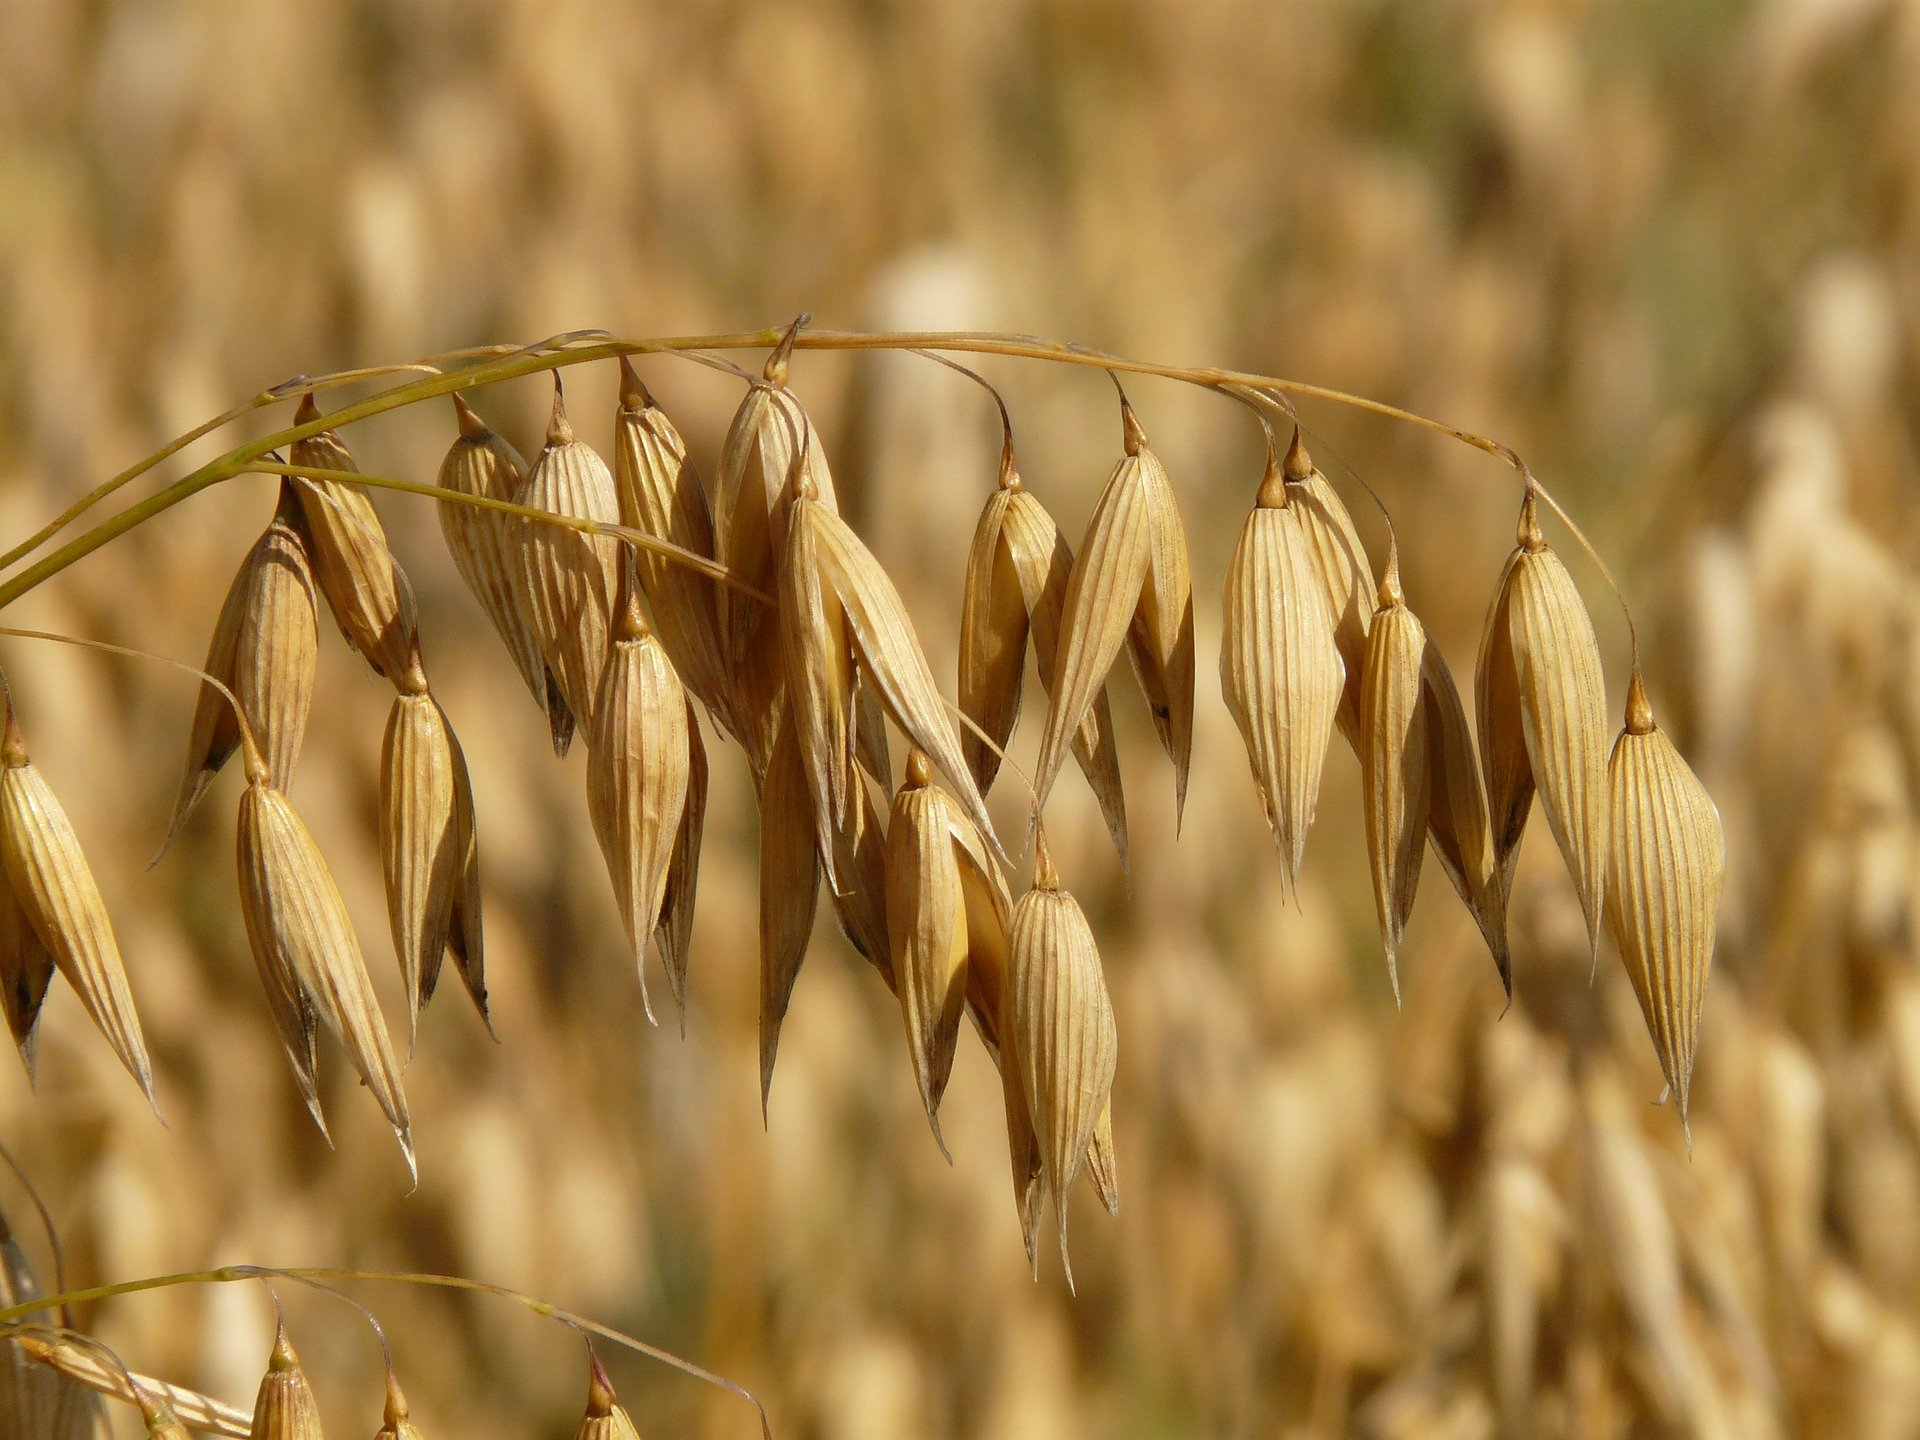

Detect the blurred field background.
xmin=4 ymin=0 xmax=1920 ymax=1436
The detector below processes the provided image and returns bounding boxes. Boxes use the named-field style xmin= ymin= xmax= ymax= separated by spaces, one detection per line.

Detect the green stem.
xmin=0 ymin=1264 xmax=773 ymax=1440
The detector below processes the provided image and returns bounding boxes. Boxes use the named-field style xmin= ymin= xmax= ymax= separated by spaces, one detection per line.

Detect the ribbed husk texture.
xmin=1359 ymin=577 xmax=1430 ymax=1002
xmin=247 ymin=1328 xmax=323 ymax=1440
xmin=1281 ymin=430 xmax=1374 ymax=745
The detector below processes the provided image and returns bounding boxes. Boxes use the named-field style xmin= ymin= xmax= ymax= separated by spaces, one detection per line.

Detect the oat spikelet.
xmin=758 ymin=709 xmax=819 ymax=1117
xmin=1480 ymin=488 xmax=1610 ymax=955
xmin=613 ymin=361 xmax=736 ymax=741
xmin=163 ymin=481 xmax=317 ymax=850
xmin=248 ymin=1325 xmax=324 ymax=1440
xmin=374 ymin=1373 xmax=424 ymax=1440
xmin=886 ymin=749 xmax=1011 ymax=1155
xmin=9 ymin=1333 xmax=250 ymax=1440
xmin=379 ymin=686 xmax=463 ymax=1050
xmin=1419 ymin=641 xmax=1510 ymax=996
xmin=1606 ymin=671 xmax=1724 ymax=1133
xmin=290 ymin=392 xmax=422 ymax=686
xmin=438 ymin=395 xmax=568 ymax=749
xmin=1220 ymin=446 xmax=1345 ymax=893
xmin=1007 ymin=828 xmax=1117 ymax=1290
xmin=960 ymin=462 xmax=1128 ymax=863
xmin=0 ymin=868 xmax=54 ymax=1082
xmin=996 ymin=1004 xmax=1045 ymax=1276
xmin=0 ymin=1209 xmax=109 ymax=1440
xmin=780 ymin=485 xmax=860 ymax=891
xmin=516 ymin=378 xmax=622 ymax=738
xmin=1282 ymin=429 xmax=1373 ymax=743
xmin=824 ymin=767 xmax=894 ymax=988
xmin=443 ymin=722 xmax=490 ymax=1035
xmin=0 ymin=705 xmax=154 ymax=1104
xmin=1035 ymin=400 xmax=1194 ymax=822
xmin=1359 ymin=560 xmax=1431 ymax=1003
xmin=573 ymin=1355 xmax=643 ymax=1440
xmin=797 ymin=497 xmax=1007 ymax=866
xmin=238 ymin=773 xmax=413 ymax=1177
xmin=1086 ymin=1098 xmax=1119 ymax=1216
xmin=588 ymin=581 xmax=692 ymax=1024
xmin=654 ymin=700 xmax=706 ymax=1031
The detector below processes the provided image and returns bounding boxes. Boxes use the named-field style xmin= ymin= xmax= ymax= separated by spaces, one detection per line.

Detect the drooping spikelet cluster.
xmin=0 ymin=328 xmax=1724 ymax=1274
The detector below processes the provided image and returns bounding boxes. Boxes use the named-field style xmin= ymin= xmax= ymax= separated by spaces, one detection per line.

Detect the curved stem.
xmin=0 ymin=1265 xmax=774 ymax=1440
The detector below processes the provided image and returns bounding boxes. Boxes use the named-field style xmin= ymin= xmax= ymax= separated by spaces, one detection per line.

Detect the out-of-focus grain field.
xmin=3 ymin=2 xmax=1920 ymax=1436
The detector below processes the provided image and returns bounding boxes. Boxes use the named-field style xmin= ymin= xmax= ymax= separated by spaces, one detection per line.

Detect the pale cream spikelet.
xmin=373 ymin=1373 xmax=425 ymax=1440
xmin=237 ymin=759 xmax=413 ymax=1176
xmin=1606 ymin=671 xmax=1725 ymax=1134
xmin=654 ymin=699 xmax=707 ymax=1029
xmin=587 ymin=577 xmax=692 ymax=1024
xmin=0 ymin=865 xmax=54 ymax=1081
xmin=1419 ymin=640 xmax=1511 ymax=996
xmin=612 ymin=359 xmax=736 ymax=742
xmin=379 ymin=684 xmax=464 ymax=1049
xmin=7 ymin=1332 xmax=250 ymax=1440
xmin=1007 ymin=827 xmax=1117 ymax=1289
xmin=0 ymin=702 xmax=154 ymax=1104
xmin=437 ymin=394 xmax=570 ymax=752
xmin=290 ymin=392 xmax=423 ymax=687
xmin=0 ymin=1207 xmax=109 ymax=1440
xmin=885 ymin=749 xmax=1012 ymax=1155
xmin=515 ymin=377 xmax=623 ymax=737
xmin=1087 ymin=1098 xmax=1119 ymax=1217
xmin=1220 ymin=443 xmax=1345 ymax=893
xmin=1359 ymin=558 xmax=1431 ymax=1003
xmin=959 ymin=452 xmax=1128 ymax=862
xmin=163 ymin=480 xmax=318 ymax=851
xmin=794 ymin=492 xmax=1007 ymax=867
xmin=573 ymin=1355 xmax=643 ymax=1440
xmin=998 ymin=1011 xmax=1045 ymax=1275
xmin=780 ymin=479 xmax=860 ymax=890
xmin=1281 ymin=428 xmax=1373 ymax=744
xmin=1480 ymin=486 xmax=1610 ymax=957
xmin=1035 ymin=398 xmax=1195 ymax=823
xmin=823 ymin=765 xmax=894 ymax=988
xmin=248 ymin=1326 xmax=323 ymax=1440
xmin=758 ymin=708 xmax=820 ymax=1117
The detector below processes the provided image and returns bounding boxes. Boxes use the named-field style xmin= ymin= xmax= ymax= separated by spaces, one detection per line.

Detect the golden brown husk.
xmin=1282 ymin=430 xmax=1374 ymax=743
xmin=8 ymin=1332 xmax=250 ymax=1439
xmin=1606 ymin=676 xmax=1725 ymax=1131
xmin=573 ymin=1358 xmax=643 ymax=1440
xmin=654 ymin=700 xmax=706 ymax=1029
xmin=290 ymin=393 xmax=422 ymax=687
xmin=247 ymin=1327 xmax=324 ymax=1440
xmin=238 ymin=779 xmax=413 ymax=1176
xmin=379 ymin=690 xmax=462 ymax=1047
xmin=0 ymin=1211 xmax=109 ymax=1440
xmin=1419 ymin=641 xmax=1511 ymax=994
xmin=0 ymin=865 xmax=54 ymax=1080
xmin=1359 ymin=584 xmax=1431 ymax=1003
xmin=758 ymin=710 xmax=819 ymax=1115
xmin=0 ymin=711 xmax=154 ymax=1103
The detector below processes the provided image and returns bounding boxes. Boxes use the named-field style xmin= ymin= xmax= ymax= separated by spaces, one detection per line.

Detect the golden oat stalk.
xmin=587 ymin=578 xmax=692 ymax=1025
xmin=612 ymin=359 xmax=738 ymax=745
xmin=438 ymin=394 xmax=571 ymax=753
xmin=1478 ymin=486 xmax=1610 ymax=954
xmin=1606 ymin=672 xmax=1725 ymax=1133
xmin=0 ymin=702 xmax=155 ymax=1104
xmin=885 ymin=749 xmax=1012 ymax=1156
xmin=960 ymin=451 xmax=1128 ymax=864
xmin=237 ymin=763 xmax=413 ymax=1176
xmin=1359 ymin=561 xmax=1430 ymax=1002
xmin=379 ymin=686 xmax=484 ymax=1049
xmin=290 ymin=392 xmax=423 ymax=687
xmin=1221 ymin=445 xmax=1346 ymax=894
xmin=1007 ymin=828 xmax=1118 ymax=1290
xmin=1034 ymin=397 xmax=1194 ymax=824
xmin=162 ymin=480 xmax=318 ymax=852
xmin=515 ymin=378 xmax=623 ymax=739
xmin=1279 ymin=428 xmax=1374 ymax=744
xmin=247 ymin=1326 xmax=321 ymax=1440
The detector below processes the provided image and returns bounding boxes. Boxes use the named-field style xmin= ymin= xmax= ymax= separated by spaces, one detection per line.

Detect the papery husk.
xmin=1221 ymin=450 xmax=1345 ymax=894
xmin=1281 ymin=429 xmax=1373 ymax=744
xmin=823 ymin=767 xmax=893 ymax=988
xmin=1419 ymin=641 xmax=1511 ymax=995
xmin=758 ymin=709 xmax=819 ymax=1116
xmin=379 ymin=688 xmax=460 ymax=1049
xmin=515 ymin=379 xmax=622 ymax=738
xmin=0 ymin=708 xmax=154 ymax=1104
xmin=0 ymin=1211 xmax=110 ymax=1440
xmin=372 ymin=1373 xmax=424 ymax=1440
xmin=0 ymin=866 xmax=54 ymax=1081
xmin=442 ymin=722 xmax=490 ymax=1034
xmin=1007 ymin=831 xmax=1117 ymax=1290
xmin=588 ymin=583 xmax=692 ymax=1024
xmin=1035 ymin=402 xmax=1193 ymax=822
xmin=572 ymin=1356 xmax=643 ymax=1440
xmin=10 ymin=1333 xmax=249 ymax=1440
xmin=1481 ymin=488 xmax=1610 ymax=954
xmin=238 ymin=777 xmax=412 ymax=1177
xmin=961 ymin=470 xmax=1128 ymax=863
xmin=163 ymin=481 xmax=317 ymax=852
xmin=290 ymin=392 xmax=422 ymax=687
xmin=438 ymin=394 xmax=567 ymax=749
xmin=1606 ymin=672 xmax=1725 ymax=1133
xmin=613 ymin=360 xmax=737 ymax=741
xmin=1359 ymin=569 xmax=1431 ymax=1003
xmin=654 ymin=699 xmax=707 ymax=1031
xmin=780 ymin=489 xmax=859 ymax=891
xmin=248 ymin=1326 xmax=323 ymax=1440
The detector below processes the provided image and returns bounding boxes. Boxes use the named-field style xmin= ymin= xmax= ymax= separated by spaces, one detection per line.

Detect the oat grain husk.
xmin=1419 ymin=639 xmax=1511 ymax=995
xmin=1282 ymin=429 xmax=1373 ymax=743
xmin=654 ymin=699 xmax=707 ymax=1029
xmin=379 ymin=688 xmax=462 ymax=1049
xmin=0 ymin=866 xmax=54 ymax=1081
xmin=573 ymin=1355 xmax=643 ymax=1440
xmin=758 ymin=709 xmax=819 ymax=1116
xmin=1359 ymin=566 xmax=1431 ymax=1003
xmin=248 ymin=1326 xmax=324 ymax=1440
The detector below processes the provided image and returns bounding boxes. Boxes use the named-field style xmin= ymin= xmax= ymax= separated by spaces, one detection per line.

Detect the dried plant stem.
xmin=0 ymin=1264 xmax=774 ymax=1440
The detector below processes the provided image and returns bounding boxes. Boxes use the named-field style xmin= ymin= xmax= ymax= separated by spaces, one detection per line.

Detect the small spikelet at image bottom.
xmin=248 ymin=1326 xmax=324 ymax=1440
xmin=573 ymin=1355 xmax=643 ymax=1440
xmin=374 ymin=1373 xmax=425 ymax=1440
